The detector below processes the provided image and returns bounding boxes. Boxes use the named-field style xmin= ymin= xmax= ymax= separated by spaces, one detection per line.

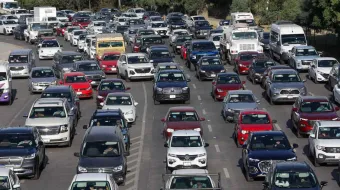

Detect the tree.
xmin=230 ymin=0 xmax=249 ymax=13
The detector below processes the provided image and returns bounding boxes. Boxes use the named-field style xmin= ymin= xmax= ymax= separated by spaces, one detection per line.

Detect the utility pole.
xmin=118 ymin=0 xmax=121 ymax=9
xmin=89 ymin=0 xmax=91 ymax=10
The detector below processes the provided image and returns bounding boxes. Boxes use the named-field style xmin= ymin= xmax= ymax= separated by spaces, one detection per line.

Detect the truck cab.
xmin=0 ymin=1 xmax=19 ymax=14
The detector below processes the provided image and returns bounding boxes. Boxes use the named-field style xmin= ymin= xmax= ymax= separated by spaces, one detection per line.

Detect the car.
xmin=169 ymin=29 xmax=190 ymax=46
xmin=102 ymin=22 xmax=115 ymax=33
xmin=259 ymin=32 xmax=270 ymax=50
xmin=166 ymin=16 xmax=187 ymax=31
xmin=142 ymin=11 xmax=161 ymax=20
xmin=208 ymin=33 xmax=222 ymax=50
xmin=221 ymin=90 xmax=260 ymax=122
xmin=183 ymin=15 xmax=206 ymax=28
xmin=189 ymin=20 xmax=212 ymax=39
xmin=265 ymin=69 xmax=307 ymax=105
xmin=117 ymin=53 xmax=154 ymax=81
xmin=0 ymin=20 xmax=18 ymax=35
xmin=35 ymin=36 xmax=56 ymax=49
xmin=147 ymin=21 xmax=167 ymax=37
xmin=59 ymin=72 xmax=93 ymax=99
xmin=0 ymin=14 xmax=18 ymax=22
xmin=37 ymin=40 xmax=63 ymax=60
xmin=263 ymin=161 xmax=327 ymax=189
xmin=70 ymin=29 xmax=86 ymax=46
xmin=328 ymin=63 xmax=340 ymax=90
xmin=148 ymin=47 xmax=174 ymax=67
xmin=211 ymin=72 xmax=245 ymax=101
xmin=64 ymin=26 xmax=81 ymax=41
xmin=13 ymin=24 xmax=27 ymax=40
xmin=125 ymin=18 xmax=144 ymax=26
xmin=164 ymin=130 xmax=209 ymax=173
xmin=186 ymin=40 xmax=219 ymax=70
xmin=287 ymin=46 xmax=320 ymax=71
xmin=0 ymin=63 xmax=12 ymax=105
xmin=76 ymin=33 xmax=87 ymax=52
xmin=68 ymin=173 xmax=119 ymax=190
xmin=56 ymin=22 xmax=72 ymax=36
xmin=208 ymin=29 xmax=223 ymax=38
xmin=113 ymin=17 xmax=128 ymax=26
xmin=195 ymin=56 xmax=225 ymax=81
xmin=308 ymin=57 xmax=338 ymax=83
xmin=0 ymin=167 xmax=21 ymax=189
xmin=52 ymin=51 xmax=84 ymax=78
xmin=248 ymin=57 xmax=276 ymax=84
xmin=139 ymin=35 xmax=164 ymax=53
xmin=123 ymin=28 xmax=138 ymax=44
xmin=127 ymin=7 xmax=145 ymax=19
xmin=72 ymin=60 xmax=106 ymax=86
xmin=28 ymin=67 xmax=57 ymax=94
xmin=234 ymin=51 xmax=260 ymax=75
xmin=56 ymin=11 xmax=68 ymax=22
xmin=234 ymin=109 xmax=276 ymax=144
xmin=114 ymin=25 xmax=129 ymax=35
xmin=291 ymin=96 xmax=339 ymax=138
xmin=153 ymin=62 xmax=180 ymax=79
xmin=97 ymin=52 xmax=120 ymax=74
xmin=161 ymin=106 xmax=205 ymax=140
xmin=131 ymin=36 xmax=142 ymax=53
xmin=0 ymin=126 xmax=47 ymax=179
xmin=101 ymin=93 xmax=138 ymax=123
xmin=87 ymin=21 xmax=106 ymax=34
xmin=71 ymin=17 xmax=91 ymax=29
xmin=84 ymin=34 xmax=96 ymax=55
xmin=241 ymin=131 xmax=297 ymax=181
xmin=180 ymin=41 xmax=191 ymax=60
xmin=172 ymin=35 xmax=192 ymax=54
xmin=96 ymin=78 xmax=130 ymax=108
xmin=24 ymin=98 xmax=77 ymax=147
xmin=260 ymin=65 xmax=291 ymax=89
xmin=8 ymin=49 xmax=36 ymax=78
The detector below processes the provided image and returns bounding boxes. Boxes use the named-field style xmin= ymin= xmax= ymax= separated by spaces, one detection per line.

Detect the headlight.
xmin=200 ymin=69 xmax=206 ymax=73
xmin=59 ymin=125 xmax=68 ymax=133
xmin=157 ymin=87 xmax=163 ymax=92
xmin=113 ymin=165 xmax=123 ymax=172
xmin=86 ymin=86 xmax=91 ymax=90
xmin=182 ymin=87 xmax=189 ymax=91
xmin=198 ymin=153 xmax=206 ymax=157
xmin=51 ymin=81 xmax=57 ymax=85
xmin=194 ymin=128 xmax=201 ymax=132
xmin=168 ymin=153 xmax=176 ymax=157
xmin=332 ymin=117 xmax=339 ymax=121
xmin=220 ymin=70 xmax=225 ymax=72
xmin=248 ymin=158 xmax=260 ymax=162
xmin=287 ymin=157 xmax=297 ymax=161
xmin=316 ymin=145 xmax=325 ymax=151
xmin=192 ymin=55 xmax=196 ymax=59
xmin=166 ymin=128 xmax=174 ymax=132
xmin=241 ymin=130 xmax=248 ymax=134
xmin=25 ymin=153 xmax=35 ymax=159
xmin=125 ymin=110 xmax=133 ymax=115
xmin=3 ymin=88 xmax=9 ymax=93
xmin=78 ymin=166 xmax=87 ymax=172
xmin=102 ymin=65 xmax=107 ymax=68
xmin=101 ymin=75 xmax=106 ymax=79
xmin=227 ymin=108 xmax=234 ymax=112
xmin=97 ymin=95 xmax=104 ymax=99
xmin=217 ymin=88 xmax=223 ymax=92
xmin=32 ymin=82 xmax=38 ymax=86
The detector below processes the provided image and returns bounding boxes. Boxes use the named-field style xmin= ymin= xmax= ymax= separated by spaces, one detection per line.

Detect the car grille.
xmin=158 ymin=30 xmax=166 ymax=34
xmin=135 ymin=68 xmax=151 ymax=73
xmin=239 ymin=44 xmax=255 ymax=51
xmin=162 ymin=87 xmax=182 ymax=94
xmin=36 ymin=126 xmax=60 ymax=135
xmin=87 ymin=75 xmax=101 ymax=81
xmin=38 ymin=82 xmax=50 ymax=86
xmin=324 ymin=147 xmax=340 ymax=153
xmin=86 ymin=167 xmax=114 ymax=173
xmin=0 ymin=157 xmax=23 ymax=167
xmin=301 ymin=60 xmax=312 ymax=65
xmin=177 ymin=155 xmax=197 ymax=161
xmin=258 ymin=160 xmax=272 ymax=173
xmin=280 ymin=89 xmax=300 ymax=94
xmin=321 ymin=73 xmax=329 ymax=79
xmin=200 ymin=30 xmax=208 ymax=34
xmin=10 ymin=66 xmax=24 ymax=71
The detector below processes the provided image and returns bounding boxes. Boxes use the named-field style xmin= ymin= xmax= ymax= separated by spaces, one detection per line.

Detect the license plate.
xmin=183 ymin=162 xmax=191 ymax=166
xmin=170 ymin=95 xmax=176 ymax=98
xmin=111 ymin=68 xmax=116 ymax=71
xmin=42 ymin=138 xmax=50 ymax=143
xmin=77 ymin=92 xmax=82 ymax=95
xmin=211 ymin=74 xmax=216 ymax=77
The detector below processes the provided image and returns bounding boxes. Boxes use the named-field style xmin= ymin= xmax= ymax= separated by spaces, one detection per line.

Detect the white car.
xmin=68 ymin=173 xmax=118 ymax=190
xmin=101 ymin=92 xmax=138 ymax=123
xmin=127 ymin=8 xmax=145 ymax=19
xmin=333 ymin=82 xmax=340 ymax=105
xmin=0 ymin=15 xmax=18 ymax=22
xmin=0 ymin=167 xmax=21 ymax=190
xmin=114 ymin=17 xmax=129 ymax=26
xmin=169 ymin=29 xmax=190 ymax=46
xmin=89 ymin=39 xmax=97 ymax=59
xmin=165 ymin=130 xmax=209 ymax=173
xmin=88 ymin=21 xmax=106 ymax=34
xmin=60 ymin=10 xmax=75 ymax=17
xmin=308 ymin=57 xmax=339 ymax=83
xmin=64 ymin=26 xmax=81 ymax=41
xmin=144 ymin=16 xmax=163 ymax=26
xmin=183 ymin=15 xmax=206 ymax=28
xmin=77 ymin=33 xmax=87 ymax=52
xmin=0 ymin=20 xmax=18 ymax=35
xmin=117 ymin=53 xmax=154 ymax=81
xmin=84 ymin=35 xmax=96 ymax=55
xmin=209 ymin=33 xmax=222 ymax=50
xmin=38 ymin=40 xmax=62 ymax=60
xmin=148 ymin=21 xmax=168 ymax=37
xmin=308 ymin=120 xmax=340 ymax=166
xmin=56 ymin=11 xmax=68 ymax=22
xmin=71 ymin=29 xmax=86 ymax=46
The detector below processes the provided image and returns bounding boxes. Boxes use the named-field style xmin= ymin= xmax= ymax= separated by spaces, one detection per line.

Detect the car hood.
xmin=100 ymin=60 xmax=118 ymax=66
xmin=59 ymin=63 xmax=74 ymax=69
xmin=192 ymin=50 xmax=219 ymax=55
xmin=102 ymin=105 xmax=133 ymax=113
xmin=8 ymin=63 xmax=27 ymax=66
xmin=31 ymin=77 xmax=57 ymax=83
xmin=317 ymin=139 xmax=340 ymax=147
xmin=79 ymin=156 xmax=123 ymax=168
xmin=248 ymin=149 xmax=296 ymax=160
xmin=166 ymin=121 xmax=201 ymax=129
xmin=271 ymin=82 xmax=305 ymax=89
xmin=156 ymin=82 xmax=187 ymax=88
xmin=82 ymin=70 xmax=104 ymax=76
xmin=200 ymin=65 xmax=224 ymax=71
xmin=316 ymin=67 xmax=332 ymax=74
xmin=215 ymin=83 xmax=243 ymax=90
xmin=98 ymin=89 xmax=126 ymax=97
xmin=226 ymin=102 xmax=258 ymax=110
xmin=168 ymin=147 xmax=206 ymax=155
xmin=300 ymin=112 xmax=338 ymax=120
xmin=0 ymin=148 xmax=35 ymax=157
xmin=25 ymin=117 xmax=69 ymax=126
xmin=127 ymin=63 xmax=153 ymax=68
xmin=253 ymin=67 xmax=267 ymax=73
xmin=65 ymin=82 xmax=91 ymax=89
xmin=296 ymin=55 xmax=320 ymax=60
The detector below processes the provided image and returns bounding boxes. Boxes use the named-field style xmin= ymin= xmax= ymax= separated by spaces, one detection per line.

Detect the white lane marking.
xmin=127 ymin=159 xmax=138 ymax=165
xmin=126 ymin=170 xmax=137 ymax=178
xmin=308 ymin=92 xmax=315 ymax=96
xmin=192 ymin=84 xmax=197 ymax=89
xmin=223 ymin=168 xmax=230 ymax=178
xmin=275 ymin=123 xmax=282 ymax=130
xmin=186 ymin=74 xmax=190 ymax=78
xmin=133 ymin=82 xmax=148 ymax=189
xmin=202 ymin=109 xmax=207 ymax=115
xmin=125 ymin=179 xmax=135 ymax=186
xmin=130 ymin=136 xmax=141 ymax=141
xmin=207 ymin=124 xmax=212 ymax=132
xmin=7 ymin=96 xmax=36 ymax=126
xmin=197 ymin=95 xmax=201 ymax=101
xmin=127 ymin=152 xmax=139 ymax=158
xmin=214 ymin=144 xmax=220 ymax=152
xmin=128 ymin=165 xmax=137 ymax=171
xmin=130 ymin=146 xmax=140 ymax=151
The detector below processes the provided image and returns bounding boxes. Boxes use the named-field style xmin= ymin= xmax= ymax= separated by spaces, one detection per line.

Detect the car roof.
xmin=192 ymin=40 xmax=213 ymax=44
xmin=44 ymin=85 xmax=71 ymax=93
xmin=169 ymin=106 xmax=196 ymax=112
xmin=172 ymin=130 xmax=200 ymax=136
xmin=34 ymin=98 xmax=65 ymax=106
xmin=158 ymin=69 xmax=183 ymax=73
xmin=107 ymin=92 xmax=131 ymax=97
xmin=93 ymin=109 xmax=123 ymax=117
xmin=126 ymin=53 xmax=146 ymax=57
xmin=173 ymin=169 xmax=209 ymax=175
xmin=64 ymin=72 xmax=85 ymax=76
xmin=252 ymin=131 xmax=285 ymax=136
xmin=31 ymin=66 xmax=53 ymax=71
xmin=58 ymin=51 xmax=82 ymax=56
xmin=86 ymin=126 xmax=121 ymax=142
xmin=173 ymin=29 xmax=188 ymax=32
xmin=300 ymin=96 xmax=329 ymax=102
xmin=316 ymin=120 xmax=340 ymax=127
xmin=100 ymin=78 xmax=124 ymax=83
xmin=275 ymin=162 xmax=311 ymax=172
xmin=228 ymin=90 xmax=253 ymax=94
xmin=0 ymin=126 xmax=33 ymax=134
xmin=74 ymin=173 xmax=109 ymax=181
xmin=240 ymin=109 xmax=269 ymax=115
xmin=271 ymin=69 xmax=297 ymax=74
xmin=294 ymin=45 xmax=315 ymax=49
xmin=217 ymin=72 xmax=238 ymax=76
xmin=157 ymin=62 xmax=178 ymax=67
xmin=10 ymin=49 xmax=31 ymax=55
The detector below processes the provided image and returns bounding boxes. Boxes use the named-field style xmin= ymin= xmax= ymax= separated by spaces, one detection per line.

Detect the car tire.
xmin=125 ymin=71 xmax=130 ymax=82
xmin=41 ymin=150 xmax=47 ymax=169
xmin=313 ymin=153 xmax=320 ymax=167
xmin=245 ymin=164 xmax=254 ymax=182
xmin=66 ymin=133 xmax=72 ymax=147
xmin=32 ymin=159 xmax=40 ymax=180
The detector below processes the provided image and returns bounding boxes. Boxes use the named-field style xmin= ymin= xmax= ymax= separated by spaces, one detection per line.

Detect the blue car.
xmin=147 ymin=46 xmax=175 ymax=67
xmin=186 ymin=40 xmax=220 ymax=70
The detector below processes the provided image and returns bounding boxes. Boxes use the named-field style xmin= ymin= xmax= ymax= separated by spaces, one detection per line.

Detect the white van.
xmin=0 ymin=62 xmax=12 ymax=105
xmin=269 ymin=21 xmax=307 ymax=62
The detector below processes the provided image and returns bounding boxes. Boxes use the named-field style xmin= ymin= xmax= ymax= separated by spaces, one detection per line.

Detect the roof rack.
xmin=275 ymin=20 xmax=294 ymax=25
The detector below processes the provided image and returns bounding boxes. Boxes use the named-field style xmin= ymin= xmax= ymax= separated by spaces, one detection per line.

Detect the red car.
xmin=180 ymin=41 xmax=191 ymax=60
xmin=96 ymin=78 xmax=130 ymax=108
xmin=161 ymin=106 xmax=205 ymax=139
xmin=56 ymin=22 xmax=72 ymax=36
xmin=234 ymin=51 xmax=259 ymax=75
xmin=72 ymin=17 xmax=91 ymax=28
xmin=59 ymin=72 xmax=93 ymax=99
xmin=291 ymin=96 xmax=339 ymax=138
xmin=211 ymin=72 xmax=245 ymax=101
xmin=132 ymin=36 xmax=142 ymax=53
xmin=98 ymin=52 xmax=121 ymax=74
xmin=234 ymin=110 xmax=276 ymax=147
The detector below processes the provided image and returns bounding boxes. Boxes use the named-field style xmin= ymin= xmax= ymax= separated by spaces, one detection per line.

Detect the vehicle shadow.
xmin=331 ymin=168 xmax=340 ymax=186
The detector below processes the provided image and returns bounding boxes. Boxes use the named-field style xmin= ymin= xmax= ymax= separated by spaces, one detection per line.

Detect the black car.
xmin=125 ymin=18 xmax=144 ymax=26
xmin=247 ymin=57 xmax=276 ymax=84
xmin=190 ymin=20 xmax=213 ymax=39
xmin=139 ymin=35 xmax=164 ymax=53
xmin=13 ymin=24 xmax=27 ymax=40
xmin=0 ymin=126 xmax=46 ymax=179
xmin=52 ymin=51 xmax=84 ymax=78
xmin=41 ymin=85 xmax=81 ymax=120
xmin=196 ymin=56 xmax=225 ymax=81
xmin=72 ymin=60 xmax=106 ymax=86
xmin=142 ymin=11 xmax=161 ymax=20
xmin=167 ymin=16 xmax=187 ymax=30
xmin=74 ymin=126 xmax=128 ymax=185
xmin=148 ymin=47 xmax=174 ymax=67
xmin=260 ymin=32 xmax=270 ymax=50
xmin=114 ymin=25 xmax=129 ymax=34
xmin=153 ymin=69 xmax=191 ymax=104
xmin=241 ymin=131 xmax=298 ymax=181
xmin=172 ymin=35 xmax=192 ymax=54
xmin=102 ymin=23 xmax=115 ymax=33
xmin=263 ymin=161 xmax=327 ymax=190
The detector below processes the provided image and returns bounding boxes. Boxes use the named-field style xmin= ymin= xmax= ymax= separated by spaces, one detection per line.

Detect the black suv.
xmin=247 ymin=56 xmax=276 ymax=84
xmin=52 ymin=51 xmax=83 ymax=78
xmin=153 ymin=69 xmax=191 ymax=104
xmin=0 ymin=126 xmax=46 ymax=179
xmin=13 ymin=24 xmax=27 ymax=40
xmin=139 ymin=35 xmax=164 ymax=53
xmin=263 ymin=161 xmax=327 ymax=190
xmin=241 ymin=131 xmax=298 ymax=181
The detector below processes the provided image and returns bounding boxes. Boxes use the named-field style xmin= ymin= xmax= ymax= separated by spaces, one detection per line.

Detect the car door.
xmin=308 ymin=125 xmax=318 ymax=155
xmin=291 ymin=98 xmax=300 ymax=126
xmin=241 ymin=133 xmax=251 ymax=166
xmin=330 ymin=64 xmax=339 ymax=88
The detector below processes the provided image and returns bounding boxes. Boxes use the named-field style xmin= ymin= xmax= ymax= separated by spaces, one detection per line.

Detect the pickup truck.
xmin=286 ymin=45 xmax=320 ymax=72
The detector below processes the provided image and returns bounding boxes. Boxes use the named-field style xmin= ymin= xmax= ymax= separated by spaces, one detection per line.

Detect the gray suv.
xmin=72 ymin=60 xmax=105 ymax=86
xmin=52 ymin=51 xmax=83 ymax=78
xmin=8 ymin=49 xmax=36 ymax=78
xmin=28 ymin=67 xmax=57 ymax=94
xmin=264 ymin=69 xmax=307 ymax=105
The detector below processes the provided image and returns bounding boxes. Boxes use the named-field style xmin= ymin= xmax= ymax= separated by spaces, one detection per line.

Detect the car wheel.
xmin=125 ymin=71 xmax=130 ymax=82
xmin=187 ymin=60 xmax=191 ymax=69
xmin=32 ymin=159 xmax=41 ymax=180
xmin=3 ymin=29 xmax=6 ymax=36
xmin=314 ymin=153 xmax=320 ymax=167
xmin=313 ymin=76 xmax=319 ymax=84
xmin=7 ymin=93 xmax=12 ymax=105
xmin=66 ymin=133 xmax=72 ymax=147
xmin=245 ymin=164 xmax=254 ymax=182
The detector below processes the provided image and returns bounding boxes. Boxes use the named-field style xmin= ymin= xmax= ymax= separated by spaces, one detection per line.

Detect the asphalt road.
xmin=0 ymin=34 xmax=339 ymax=190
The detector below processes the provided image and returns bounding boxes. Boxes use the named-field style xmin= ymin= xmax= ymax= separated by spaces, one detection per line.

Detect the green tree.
xmin=230 ymin=0 xmax=249 ymax=13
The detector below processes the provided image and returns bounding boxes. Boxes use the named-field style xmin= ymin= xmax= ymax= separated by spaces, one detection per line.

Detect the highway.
xmin=0 ymin=34 xmax=338 ymax=190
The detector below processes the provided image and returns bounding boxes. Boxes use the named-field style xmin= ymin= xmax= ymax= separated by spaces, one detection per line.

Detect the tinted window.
xmin=99 ymin=81 xmax=125 ymax=91
xmin=29 ymin=106 xmax=66 ymax=118
xmin=192 ymin=42 xmax=216 ymax=51
xmin=168 ymin=111 xmax=198 ymax=121
xmin=0 ymin=134 xmax=35 ymax=148
xmin=228 ymin=94 xmax=255 ymax=103
xmin=105 ymin=95 xmax=132 ymax=105
xmin=82 ymin=141 xmax=120 ymax=157
xmin=250 ymin=134 xmax=291 ymax=150
xmin=300 ymin=101 xmax=333 ymax=112
xmin=171 ymin=136 xmax=202 ymax=147
xmin=318 ymin=60 xmax=338 ymax=67
xmin=217 ymin=75 xmax=240 ymax=84
xmin=170 ymin=176 xmax=212 ymax=189
xmin=32 ymin=69 xmax=55 ymax=78
xmin=158 ymin=72 xmax=185 ymax=82
xmin=102 ymin=54 xmax=120 ymax=60
xmin=41 ymin=92 xmax=72 ymax=101
xmin=65 ymin=75 xmax=87 ymax=83
xmin=127 ymin=56 xmax=148 ymax=63
xmin=0 ymin=72 xmax=7 ymax=81
xmin=61 ymin=55 xmax=82 ymax=63
xmin=274 ymin=171 xmax=317 ymax=188
xmin=272 ymin=74 xmax=300 ymax=82
xmin=41 ymin=40 xmax=59 ymax=47
xmin=9 ymin=55 xmax=28 ymax=63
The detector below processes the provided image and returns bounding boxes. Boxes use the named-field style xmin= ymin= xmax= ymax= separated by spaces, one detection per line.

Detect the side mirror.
xmin=335 ymin=106 xmax=340 ymax=111
xmin=164 ymin=143 xmax=168 ymax=147
xmin=161 ymin=118 xmax=166 ymax=122
xmin=200 ymin=117 xmax=205 ymax=121
xmin=23 ymin=115 xmax=28 ymax=118
xmin=186 ymin=79 xmax=191 ymax=82
xmin=121 ymin=61 xmax=126 ymax=65
xmin=262 ymin=182 xmax=269 ymax=188
xmin=204 ymin=143 xmax=209 ymax=147
xmin=83 ymin=125 xmax=88 ymax=129
xmin=272 ymin=119 xmax=277 ymax=123
xmin=38 ymin=141 xmax=44 ymax=146
xmin=309 ymin=133 xmax=315 ymax=138
xmin=292 ymin=107 xmax=298 ymax=112
xmin=74 ymin=152 xmax=80 ymax=157
xmin=320 ymin=181 xmax=328 ymax=187
xmin=134 ymin=102 xmax=139 ymax=106
xmin=151 ymin=70 xmax=155 ymax=74
xmin=292 ymin=143 xmax=298 ymax=149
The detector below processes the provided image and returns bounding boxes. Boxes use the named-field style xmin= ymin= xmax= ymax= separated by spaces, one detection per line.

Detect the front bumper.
xmin=102 ymin=66 xmax=117 ymax=74
xmin=167 ymin=155 xmax=207 ymax=169
xmin=72 ymin=39 xmax=78 ymax=45
xmin=155 ymin=93 xmax=190 ymax=102
xmin=78 ymin=169 xmax=125 ymax=183
xmin=0 ymin=92 xmax=10 ymax=102
xmin=315 ymin=73 xmax=329 ymax=82
xmin=124 ymin=113 xmax=136 ymax=123
xmin=238 ymin=66 xmax=250 ymax=74
xmin=198 ymin=71 xmax=218 ymax=80
xmin=39 ymin=53 xmax=55 ymax=59
xmin=270 ymin=93 xmax=300 ymax=103
xmin=40 ymin=132 xmax=70 ymax=146
xmin=316 ymin=151 xmax=340 ymax=164
xmin=12 ymin=159 xmax=36 ymax=177
xmin=31 ymin=84 xmax=50 ymax=92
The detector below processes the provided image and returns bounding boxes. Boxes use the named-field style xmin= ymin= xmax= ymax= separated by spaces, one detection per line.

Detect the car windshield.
xmin=151 ymin=17 xmax=163 ymax=21
xmin=60 ymin=23 xmax=72 ymax=28
xmin=118 ymin=18 xmax=127 ymax=22
xmin=195 ymin=21 xmax=210 ymax=27
xmin=274 ymin=171 xmax=317 ymax=188
xmin=29 ymin=106 xmax=66 ymax=118
xmin=106 ymin=95 xmax=132 ymax=105
xmin=135 ymin=9 xmax=145 ymax=13
xmin=228 ymin=94 xmax=255 ymax=103
xmin=193 ymin=16 xmax=205 ymax=21
xmin=57 ymin=12 xmax=66 ymax=17
xmin=102 ymin=54 xmax=120 ymax=60
xmin=168 ymin=111 xmax=198 ymax=121
xmin=217 ymin=75 xmax=241 ymax=84
xmin=318 ymin=60 xmax=338 ymax=67
xmin=71 ymin=181 xmax=111 ymax=190
xmin=116 ymin=26 xmax=129 ymax=32
xmin=151 ymin=22 xmax=166 ymax=27
xmin=75 ymin=18 xmax=90 ymax=22
xmin=0 ymin=134 xmax=35 ymax=149
xmin=263 ymin=33 xmax=269 ymax=39
xmin=201 ymin=58 xmax=221 ymax=66
xmin=99 ymin=81 xmax=125 ymax=91
xmin=174 ymin=31 xmax=188 ymax=35
xmin=78 ymin=63 xmax=100 ymax=71
xmin=272 ymin=74 xmax=301 ymax=82
xmin=318 ymin=127 xmax=340 ymax=139
xmin=240 ymin=54 xmax=258 ymax=61
xmin=281 ymin=34 xmax=306 ymax=45
xmin=74 ymin=31 xmax=84 ymax=36
xmin=47 ymin=17 xmax=57 ymax=21
xmin=41 ymin=41 xmax=59 ymax=48
xmin=98 ymin=41 xmax=123 ymax=48
xmin=236 ymin=19 xmax=256 ymax=26
xmin=295 ymin=48 xmax=318 ymax=56
xmin=82 ymin=141 xmax=120 ymax=157
xmin=176 ymin=36 xmax=192 ymax=43
xmin=192 ymin=42 xmax=216 ymax=51
xmin=254 ymin=60 xmax=275 ymax=68
xmin=150 ymin=50 xmax=171 ymax=58
xmin=0 ymin=72 xmax=7 ymax=81
xmin=169 ymin=17 xmax=183 ymax=22
xmin=31 ymin=23 xmax=48 ymax=31
xmin=41 ymin=92 xmax=72 ymax=102
xmin=32 ymin=69 xmax=55 ymax=78
xmin=127 ymin=56 xmax=148 ymax=64
xmin=170 ymin=176 xmax=213 ymax=189
xmin=212 ymin=35 xmax=221 ymax=41
xmin=300 ymin=101 xmax=333 ymax=112
xmin=8 ymin=55 xmax=28 ymax=63
xmin=91 ymin=117 xmax=126 ymax=128
xmin=61 ymin=55 xmax=82 ymax=63
xmin=3 ymin=20 xmax=17 ymax=24
xmin=241 ymin=114 xmax=270 ymax=124
xmin=171 ymin=136 xmax=203 ymax=147
xmin=158 ymin=72 xmax=185 ymax=82
xmin=250 ymin=134 xmax=291 ymax=150
xmin=232 ymin=32 xmax=257 ymax=40
xmin=0 ymin=176 xmax=9 ymax=189
xmin=94 ymin=22 xmax=106 ymax=26
xmin=65 ymin=75 xmax=87 ymax=83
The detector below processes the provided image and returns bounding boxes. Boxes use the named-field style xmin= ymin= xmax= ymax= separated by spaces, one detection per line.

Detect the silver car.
xmin=29 ymin=67 xmax=57 ymax=93
xmin=265 ymin=69 xmax=307 ymax=105
xmin=221 ymin=90 xmax=260 ymax=122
